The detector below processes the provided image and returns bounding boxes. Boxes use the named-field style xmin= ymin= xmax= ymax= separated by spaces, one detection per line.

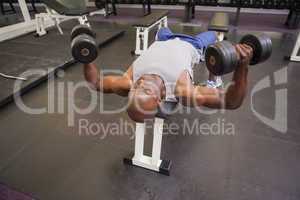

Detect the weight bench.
xmin=35 ymin=0 xmax=106 ymax=37
xmin=208 ymin=12 xmax=229 ymax=42
xmin=124 ymin=101 xmax=178 ymax=176
xmin=132 ymin=10 xmax=169 ymax=55
xmin=285 ymin=31 xmax=300 ymax=62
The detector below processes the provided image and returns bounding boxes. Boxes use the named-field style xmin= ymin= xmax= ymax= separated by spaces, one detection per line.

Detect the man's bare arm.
xmin=84 ymin=63 xmax=132 ymax=96
xmin=178 ymin=44 xmax=251 ymax=109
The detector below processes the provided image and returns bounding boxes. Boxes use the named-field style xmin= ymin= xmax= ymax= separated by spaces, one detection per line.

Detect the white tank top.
xmin=133 ymin=38 xmax=200 ymax=101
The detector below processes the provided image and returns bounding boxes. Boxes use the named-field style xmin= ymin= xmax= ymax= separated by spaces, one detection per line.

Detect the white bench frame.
xmin=35 ymin=6 xmax=106 ymax=37
xmin=132 ymin=118 xmax=164 ymax=172
xmin=289 ymin=31 xmax=300 ymax=62
xmin=125 ymin=116 xmax=171 ymax=175
xmin=134 ymin=15 xmax=168 ymax=55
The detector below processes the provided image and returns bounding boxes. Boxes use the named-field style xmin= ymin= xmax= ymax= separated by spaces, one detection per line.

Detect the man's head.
xmin=127 ymin=75 xmax=165 ymax=122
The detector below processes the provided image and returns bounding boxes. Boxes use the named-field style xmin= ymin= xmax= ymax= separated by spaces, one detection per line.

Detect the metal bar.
xmin=18 ymin=0 xmax=31 ymax=22
xmin=290 ymin=31 xmax=300 ymax=62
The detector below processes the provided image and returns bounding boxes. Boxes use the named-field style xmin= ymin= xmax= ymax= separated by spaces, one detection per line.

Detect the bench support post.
xmin=135 ymin=27 xmax=143 ymax=55
xmin=235 ymin=7 xmax=241 ymax=26
xmin=124 ymin=118 xmax=171 ymax=176
xmin=152 ymin=118 xmax=164 ymax=165
xmin=287 ymin=31 xmax=300 ymax=62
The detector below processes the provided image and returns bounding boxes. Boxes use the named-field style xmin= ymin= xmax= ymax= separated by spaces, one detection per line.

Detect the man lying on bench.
xmin=80 ymin=28 xmax=252 ymax=122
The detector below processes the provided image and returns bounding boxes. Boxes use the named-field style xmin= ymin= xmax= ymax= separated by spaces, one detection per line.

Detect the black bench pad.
xmin=133 ymin=10 xmax=169 ymax=27
xmin=42 ymin=0 xmax=97 ymax=16
xmin=156 ymin=101 xmax=178 ymax=119
xmin=208 ymin=12 xmax=229 ymax=33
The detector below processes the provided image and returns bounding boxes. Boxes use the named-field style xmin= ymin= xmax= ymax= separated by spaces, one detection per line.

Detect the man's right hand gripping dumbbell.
xmin=205 ymin=34 xmax=272 ymax=76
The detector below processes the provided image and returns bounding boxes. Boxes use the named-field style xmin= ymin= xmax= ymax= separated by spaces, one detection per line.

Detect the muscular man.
xmin=83 ymin=28 xmax=253 ymax=122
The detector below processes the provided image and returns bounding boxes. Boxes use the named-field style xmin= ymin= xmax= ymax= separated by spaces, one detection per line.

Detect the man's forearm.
xmin=224 ymin=65 xmax=248 ymax=109
xmin=83 ymin=63 xmax=132 ymax=95
xmin=84 ymin=63 xmax=101 ymax=90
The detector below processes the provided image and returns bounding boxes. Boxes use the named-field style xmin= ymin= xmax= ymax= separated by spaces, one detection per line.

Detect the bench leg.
xmin=78 ymin=15 xmax=89 ymax=26
xmin=217 ymin=32 xmax=225 ymax=42
xmin=192 ymin=4 xmax=195 ymax=19
xmin=151 ymin=118 xmax=164 ymax=166
xmin=54 ymin=17 xmax=63 ymax=35
xmin=289 ymin=32 xmax=300 ymax=62
xmin=143 ymin=29 xmax=149 ymax=52
xmin=134 ymin=123 xmax=146 ymax=160
xmin=112 ymin=0 xmax=117 ymax=15
xmin=31 ymin=0 xmax=37 ymax=13
xmin=147 ymin=0 xmax=151 ymax=14
xmin=35 ymin=14 xmax=47 ymax=37
xmin=36 ymin=14 xmax=43 ymax=36
xmin=184 ymin=4 xmax=191 ymax=23
xmin=163 ymin=16 xmax=168 ymax=27
xmin=0 ymin=2 xmax=4 ymax=15
xmin=142 ymin=3 xmax=146 ymax=15
xmin=134 ymin=27 xmax=149 ymax=55
xmin=235 ymin=7 xmax=241 ymax=26
xmin=157 ymin=17 xmax=168 ymax=30
xmin=124 ymin=119 xmax=171 ymax=176
xmin=285 ymin=10 xmax=293 ymax=26
xmin=135 ymin=28 xmax=142 ymax=55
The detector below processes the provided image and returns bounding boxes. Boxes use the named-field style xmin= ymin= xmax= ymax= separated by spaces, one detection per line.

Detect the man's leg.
xmin=156 ymin=27 xmax=174 ymax=41
xmin=194 ymin=31 xmax=218 ymax=48
xmin=156 ymin=28 xmax=222 ymax=88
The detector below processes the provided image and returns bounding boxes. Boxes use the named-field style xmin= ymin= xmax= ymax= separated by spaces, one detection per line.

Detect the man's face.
xmin=127 ymin=78 xmax=162 ymax=122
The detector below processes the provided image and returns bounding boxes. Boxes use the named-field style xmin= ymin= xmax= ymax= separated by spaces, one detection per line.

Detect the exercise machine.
xmin=35 ymin=0 xmax=106 ymax=37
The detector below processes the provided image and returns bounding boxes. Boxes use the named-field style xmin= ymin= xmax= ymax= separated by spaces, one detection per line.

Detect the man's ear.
xmin=156 ymin=95 xmax=163 ymax=104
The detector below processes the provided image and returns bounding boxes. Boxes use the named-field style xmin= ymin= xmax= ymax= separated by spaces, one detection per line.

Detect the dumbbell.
xmin=71 ymin=24 xmax=98 ymax=64
xmin=205 ymin=34 xmax=272 ymax=76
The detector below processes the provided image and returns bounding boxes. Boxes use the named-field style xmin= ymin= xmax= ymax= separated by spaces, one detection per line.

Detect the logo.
xmin=251 ymin=67 xmax=288 ymax=133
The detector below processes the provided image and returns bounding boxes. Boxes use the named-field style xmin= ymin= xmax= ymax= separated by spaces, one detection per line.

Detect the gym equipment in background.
xmin=35 ymin=0 xmax=106 ymax=37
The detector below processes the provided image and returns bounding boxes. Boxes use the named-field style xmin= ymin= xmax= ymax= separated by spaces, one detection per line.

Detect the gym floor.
xmin=0 ymin=8 xmax=300 ymax=200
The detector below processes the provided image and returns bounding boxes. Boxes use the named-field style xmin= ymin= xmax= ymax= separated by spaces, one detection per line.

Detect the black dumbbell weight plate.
xmin=71 ymin=34 xmax=98 ymax=64
xmin=240 ymin=34 xmax=272 ymax=65
xmin=71 ymin=25 xmax=96 ymax=41
xmin=205 ymin=41 xmax=238 ymax=76
xmin=261 ymin=34 xmax=272 ymax=63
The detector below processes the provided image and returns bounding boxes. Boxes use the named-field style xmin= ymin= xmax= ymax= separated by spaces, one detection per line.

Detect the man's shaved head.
xmin=127 ymin=75 xmax=165 ymax=122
